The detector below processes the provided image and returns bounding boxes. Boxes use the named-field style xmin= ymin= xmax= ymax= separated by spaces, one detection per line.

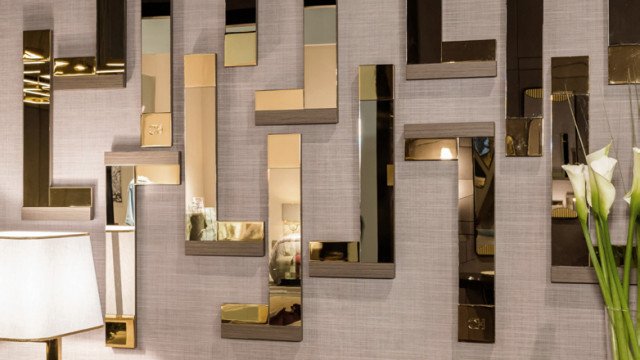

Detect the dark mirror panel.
xmin=441 ymin=40 xmax=496 ymax=63
xmin=96 ymin=0 xmax=126 ymax=73
xmin=609 ymin=0 xmax=640 ymax=45
xmin=226 ymin=0 xmax=256 ymax=25
xmin=407 ymin=0 xmax=441 ymax=64
xmin=142 ymin=0 xmax=171 ymax=17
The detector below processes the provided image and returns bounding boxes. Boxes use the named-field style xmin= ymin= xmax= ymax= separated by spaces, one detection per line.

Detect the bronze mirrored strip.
xmin=609 ymin=0 xmax=640 ymax=45
xmin=551 ymin=56 xmax=593 ymax=281
xmin=105 ymin=315 xmax=135 ymax=349
xmin=608 ymin=45 xmax=640 ymax=84
xmin=403 ymin=128 xmax=495 ymax=344
xmin=406 ymin=0 xmax=496 ymax=79
xmin=505 ymin=0 xmax=543 ymax=157
xmin=225 ymin=0 xmax=257 ymax=67
xmin=254 ymin=1 xmax=337 ymax=124
xmin=309 ymin=65 xmax=395 ymax=279
xmin=22 ymin=30 xmax=93 ymax=220
xmin=53 ymin=0 xmax=126 ymax=89
xmin=184 ymin=54 xmax=264 ymax=255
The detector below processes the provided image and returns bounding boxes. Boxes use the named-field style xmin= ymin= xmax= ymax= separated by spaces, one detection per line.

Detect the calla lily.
xmin=624 ymin=148 xmax=640 ymax=214
xmin=585 ymin=143 xmax=612 ymax=207
xmin=562 ymin=164 xmax=589 ymax=224
xmin=590 ymin=156 xmax=618 ymax=220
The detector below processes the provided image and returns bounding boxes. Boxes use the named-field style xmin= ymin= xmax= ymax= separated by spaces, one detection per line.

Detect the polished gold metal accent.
xmin=254 ymin=1 xmax=337 ymax=124
xmin=220 ymin=134 xmax=302 ymax=341
xmin=45 ymin=338 xmax=61 ymax=360
xmin=140 ymin=113 xmax=172 ymax=147
xmin=405 ymin=138 xmax=458 ymax=161
xmin=403 ymin=127 xmax=495 ymax=343
xmin=608 ymin=45 xmax=640 ymax=84
xmin=105 ymin=316 xmax=135 ymax=349
xmin=53 ymin=57 xmax=96 ymax=76
xmin=551 ymin=56 xmax=589 ymax=95
xmin=184 ymin=53 xmax=264 ymax=249
xmin=22 ymin=30 xmax=94 ymax=220
xmin=49 ymin=187 xmax=92 ymax=207
xmin=221 ymin=304 xmax=268 ymax=324
xmin=309 ymin=241 xmax=358 ymax=262
xmin=358 ymin=64 xmax=394 ymax=101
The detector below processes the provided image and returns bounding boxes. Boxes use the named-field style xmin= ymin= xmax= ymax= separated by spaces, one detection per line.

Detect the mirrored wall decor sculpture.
xmin=183 ymin=53 xmax=264 ymax=256
xmin=225 ymin=0 xmax=257 ymax=67
xmin=104 ymin=151 xmax=180 ymax=349
xmin=406 ymin=0 xmax=497 ymax=80
xmin=221 ymin=134 xmax=302 ymax=342
xmin=22 ymin=30 xmax=94 ymax=221
xmin=549 ymin=56 xmax=605 ymax=284
xmin=53 ymin=0 xmax=126 ymax=89
xmin=254 ymin=0 xmax=337 ymax=125
xmin=608 ymin=0 xmax=640 ymax=84
xmin=141 ymin=0 xmax=172 ymax=147
xmin=404 ymin=122 xmax=495 ymax=343
xmin=309 ymin=65 xmax=395 ymax=279
xmin=505 ymin=0 xmax=543 ymax=157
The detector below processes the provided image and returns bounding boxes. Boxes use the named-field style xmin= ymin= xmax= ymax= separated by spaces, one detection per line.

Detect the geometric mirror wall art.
xmin=225 ymin=0 xmax=257 ymax=67
xmin=406 ymin=0 xmax=497 ymax=80
xmin=608 ymin=0 xmax=640 ymax=84
xmin=22 ymin=30 xmax=94 ymax=221
xmin=183 ymin=53 xmax=264 ymax=256
xmin=254 ymin=1 xmax=338 ymax=125
xmin=309 ymin=65 xmax=395 ymax=279
xmin=103 ymin=0 xmax=181 ymax=348
xmin=505 ymin=0 xmax=543 ymax=157
xmin=405 ymin=122 xmax=496 ymax=343
xmin=221 ymin=134 xmax=302 ymax=342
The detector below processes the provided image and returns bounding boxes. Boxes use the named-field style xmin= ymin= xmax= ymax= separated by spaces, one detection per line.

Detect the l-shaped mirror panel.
xmin=404 ymin=123 xmax=495 ymax=343
xmin=221 ymin=134 xmax=302 ymax=342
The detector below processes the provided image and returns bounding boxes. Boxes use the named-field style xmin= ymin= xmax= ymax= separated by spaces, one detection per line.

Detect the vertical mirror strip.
xmin=404 ymin=123 xmax=495 ymax=343
xmin=608 ymin=0 xmax=640 ymax=84
xmin=309 ymin=65 xmax=395 ymax=279
xmin=505 ymin=0 xmax=543 ymax=157
xmin=23 ymin=30 xmax=93 ymax=220
xmin=550 ymin=57 xmax=595 ymax=282
xmin=225 ymin=0 xmax=257 ymax=67
xmin=184 ymin=54 xmax=264 ymax=255
xmin=221 ymin=134 xmax=302 ymax=342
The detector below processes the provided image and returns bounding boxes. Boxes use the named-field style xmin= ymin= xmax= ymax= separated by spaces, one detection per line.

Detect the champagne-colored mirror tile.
xmin=141 ymin=113 xmax=172 ymax=147
xmin=303 ymin=44 xmax=337 ymax=109
xmin=135 ymin=164 xmax=180 ymax=185
xmin=49 ymin=187 xmax=92 ymax=207
xmin=255 ymin=89 xmax=304 ymax=111
xmin=221 ymin=304 xmax=268 ymax=324
xmin=224 ymin=32 xmax=257 ymax=67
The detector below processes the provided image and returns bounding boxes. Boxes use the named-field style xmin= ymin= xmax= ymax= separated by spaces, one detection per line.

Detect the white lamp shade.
xmin=0 ymin=232 xmax=103 ymax=340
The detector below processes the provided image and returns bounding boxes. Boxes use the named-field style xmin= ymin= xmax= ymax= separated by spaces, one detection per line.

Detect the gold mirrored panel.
xmin=551 ymin=57 xmax=594 ymax=281
xmin=505 ymin=0 xmax=543 ymax=157
xmin=404 ymin=125 xmax=495 ymax=343
xmin=105 ymin=315 xmax=135 ymax=349
xmin=406 ymin=0 xmax=497 ymax=79
xmin=254 ymin=1 xmax=337 ymax=125
xmin=225 ymin=0 xmax=257 ymax=67
xmin=52 ymin=0 xmax=126 ymax=88
xmin=22 ymin=30 xmax=93 ymax=221
xmin=310 ymin=65 xmax=394 ymax=279
xmin=608 ymin=0 xmax=640 ymax=84
xmin=221 ymin=134 xmax=302 ymax=342
xmin=141 ymin=0 xmax=172 ymax=147
xmin=184 ymin=54 xmax=264 ymax=254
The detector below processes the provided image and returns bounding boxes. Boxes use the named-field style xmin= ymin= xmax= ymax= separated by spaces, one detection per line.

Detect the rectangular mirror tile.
xmin=404 ymin=123 xmax=495 ymax=343
xmin=225 ymin=0 xmax=257 ymax=67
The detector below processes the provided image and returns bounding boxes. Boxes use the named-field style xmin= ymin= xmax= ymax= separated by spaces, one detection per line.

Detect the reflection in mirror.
xmin=608 ymin=0 xmax=640 ymax=84
xmin=404 ymin=125 xmax=495 ymax=343
xmin=505 ymin=0 xmax=543 ymax=157
xmin=141 ymin=0 xmax=172 ymax=147
xmin=184 ymin=54 xmax=264 ymax=253
xmin=406 ymin=0 xmax=496 ymax=79
xmin=551 ymin=57 xmax=592 ymax=275
xmin=225 ymin=0 xmax=257 ymax=67
xmin=22 ymin=30 xmax=93 ymax=220
xmin=309 ymin=65 xmax=394 ymax=278
xmin=221 ymin=134 xmax=302 ymax=342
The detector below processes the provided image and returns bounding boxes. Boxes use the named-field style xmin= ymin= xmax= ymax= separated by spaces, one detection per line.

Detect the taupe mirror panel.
xmin=309 ymin=65 xmax=395 ymax=279
xmin=183 ymin=54 xmax=264 ymax=256
xmin=404 ymin=123 xmax=495 ymax=343
xmin=254 ymin=0 xmax=337 ymax=125
xmin=608 ymin=0 xmax=640 ymax=84
xmin=406 ymin=0 xmax=497 ymax=80
xmin=22 ymin=30 xmax=93 ymax=221
xmin=221 ymin=134 xmax=302 ymax=342
xmin=225 ymin=0 xmax=257 ymax=67
xmin=550 ymin=56 xmax=602 ymax=283
xmin=53 ymin=0 xmax=126 ymax=89
xmin=505 ymin=0 xmax=543 ymax=157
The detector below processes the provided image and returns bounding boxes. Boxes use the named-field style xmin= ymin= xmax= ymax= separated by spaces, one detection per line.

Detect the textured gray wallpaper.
xmin=0 ymin=0 xmax=626 ymax=358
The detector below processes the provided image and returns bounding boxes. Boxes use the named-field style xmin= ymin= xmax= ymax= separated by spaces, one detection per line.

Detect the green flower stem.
xmin=623 ymin=211 xmax=636 ymax=301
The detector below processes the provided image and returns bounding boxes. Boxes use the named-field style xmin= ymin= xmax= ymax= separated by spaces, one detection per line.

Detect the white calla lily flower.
xmin=624 ymin=148 xmax=640 ymax=213
xmin=562 ymin=164 xmax=589 ymax=223
xmin=590 ymin=156 xmax=618 ymax=219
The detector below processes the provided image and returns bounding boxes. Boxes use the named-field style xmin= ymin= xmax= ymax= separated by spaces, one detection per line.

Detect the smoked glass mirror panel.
xmin=551 ymin=57 xmax=591 ymax=270
xmin=505 ymin=0 xmax=543 ymax=157
xmin=225 ymin=0 xmax=257 ymax=67
xmin=609 ymin=0 xmax=640 ymax=84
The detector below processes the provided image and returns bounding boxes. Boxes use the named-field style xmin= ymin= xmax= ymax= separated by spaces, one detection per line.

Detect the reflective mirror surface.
xmin=225 ymin=0 xmax=257 ymax=67
xmin=505 ymin=0 xmax=543 ymax=157
xmin=609 ymin=0 xmax=640 ymax=84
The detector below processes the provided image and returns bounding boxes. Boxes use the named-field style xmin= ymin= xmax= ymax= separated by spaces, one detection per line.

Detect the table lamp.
xmin=0 ymin=232 xmax=103 ymax=359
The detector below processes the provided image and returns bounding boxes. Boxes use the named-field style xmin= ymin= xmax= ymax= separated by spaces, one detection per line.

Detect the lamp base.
xmin=46 ymin=338 xmax=61 ymax=360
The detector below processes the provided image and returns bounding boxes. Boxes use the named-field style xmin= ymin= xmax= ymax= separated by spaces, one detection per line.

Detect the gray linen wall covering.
xmin=0 ymin=0 xmax=629 ymax=358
